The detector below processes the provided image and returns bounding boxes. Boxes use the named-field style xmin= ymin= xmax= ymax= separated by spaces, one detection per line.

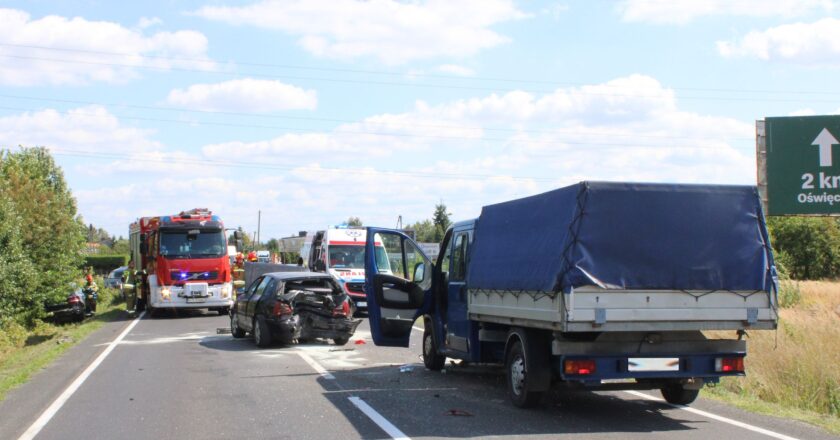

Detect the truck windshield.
xmin=160 ymin=229 xmax=226 ymax=259
xmin=328 ymin=245 xmax=365 ymax=269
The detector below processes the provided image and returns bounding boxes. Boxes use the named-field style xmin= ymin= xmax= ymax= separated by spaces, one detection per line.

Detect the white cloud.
xmin=165 ymin=79 xmax=318 ymax=112
xmin=717 ymin=18 xmax=840 ymax=65
xmin=0 ymin=106 xmax=162 ymax=153
xmin=0 ymin=8 xmax=211 ymax=86
xmin=137 ymin=17 xmax=163 ymax=29
xmin=617 ymin=0 xmax=834 ymax=24
xmin=436 ymin=64 xmax=475 ymax=77
xmin=193 ymin=0 xmax=528 ymax=64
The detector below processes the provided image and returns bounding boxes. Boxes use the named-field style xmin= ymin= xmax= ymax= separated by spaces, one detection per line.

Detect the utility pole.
xmin=257 ymin=210 xmax=261 ymax=247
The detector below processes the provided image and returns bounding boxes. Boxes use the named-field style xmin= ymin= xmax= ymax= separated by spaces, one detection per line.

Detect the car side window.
xmin=252 ymin=277 xmax=272 ymax=300
xmin=258 ymin=279 xmax=277 ymax=300
xmin=450 ymin=232 xmax=468 ymax=282
xmin=244 ymin=276 xmax=263 ymax=300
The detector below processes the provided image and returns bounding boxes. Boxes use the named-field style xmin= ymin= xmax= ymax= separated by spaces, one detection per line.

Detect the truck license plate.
xmin=628 ymin=357 xmax=680 ymax=372
xmin=186 ymin=297 xmax=206 ymax=303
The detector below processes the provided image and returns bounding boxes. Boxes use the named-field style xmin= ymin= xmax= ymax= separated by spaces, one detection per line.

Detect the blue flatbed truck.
xmin=363 ymin=182 xmax=779 ymax=407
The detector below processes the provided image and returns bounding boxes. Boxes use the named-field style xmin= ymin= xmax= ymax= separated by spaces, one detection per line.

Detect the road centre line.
xmin=296 ymin=351 xmax=335 ymax=380
xmin=349 ymin=396 xmax=411 ymax=440
xmin=623 ymin=391 xmax=800 ymax=440
xmin=18 ymin=311 xmax=146 ymax=440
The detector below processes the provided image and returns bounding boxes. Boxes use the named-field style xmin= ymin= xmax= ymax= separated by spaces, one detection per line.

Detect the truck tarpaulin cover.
xmin=466 ymin=182 xmax=775 ymax=293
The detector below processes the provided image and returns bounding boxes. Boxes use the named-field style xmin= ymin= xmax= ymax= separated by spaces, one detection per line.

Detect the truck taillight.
xmin=333 ymin=300 xmax=350 ymax=317
xmin=273 ymin=302 xmax=293 ymax=317
xmin=564 ymin=359 xmax=596 ymax=375
xmin=715 ymin=357 xmax=744 ymax=373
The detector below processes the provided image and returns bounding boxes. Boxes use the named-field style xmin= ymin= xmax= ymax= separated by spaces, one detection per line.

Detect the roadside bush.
xmin=0 ymin=194 xmax=38 ymax=326
xmin=84 ymin=255 xmax=128 ymax=274
xmin=0 ymin=321 xmax=28 ymax=351
xmin=767 ymin=217 xmax=840 ymax=280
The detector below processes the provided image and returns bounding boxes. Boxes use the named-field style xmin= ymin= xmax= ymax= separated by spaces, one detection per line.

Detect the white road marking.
xmin=624 ymin=391 xmax=800 ymax=440
xmin=296 ymin=351 xmax=335 ymax=380
xmin=349 ymin=396 xmax=411 ymax=440
xmin=18 ymin=311 xmax=146 ymax=440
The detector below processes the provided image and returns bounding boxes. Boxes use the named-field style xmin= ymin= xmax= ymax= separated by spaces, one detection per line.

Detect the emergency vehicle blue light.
xmin=162 ymin=216 xmax=172 ymax=222
xmin=211 ymin=215 xmax=220 ymax=221
xmin=180 ymin=272 xmax=188 ymax=280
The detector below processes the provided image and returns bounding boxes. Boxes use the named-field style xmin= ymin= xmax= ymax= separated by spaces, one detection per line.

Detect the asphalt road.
xmin=0 ymin=311 xmax=836 ymax=440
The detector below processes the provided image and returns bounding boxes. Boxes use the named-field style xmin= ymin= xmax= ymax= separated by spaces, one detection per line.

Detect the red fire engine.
xmin=126 ymin=209 xmax=236 ymax=315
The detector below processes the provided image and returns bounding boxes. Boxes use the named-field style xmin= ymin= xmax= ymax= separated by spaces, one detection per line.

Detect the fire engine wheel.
xmin=660 ymin=384 xmax=700 ymax=405
xmin=217 ymin=307 xmax=230 ymax=316
xmin=422 ymin=323 xmax=445 ymax=371
xmin=253 ymin=316 xmax=272 ymax=348
xmin=506 ymin=340 xmax=543 ymax=408
xmin=230 ymin=314 xmax=246 ymax=338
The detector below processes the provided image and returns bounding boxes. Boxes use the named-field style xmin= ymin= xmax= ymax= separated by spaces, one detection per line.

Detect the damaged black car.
xmin=230 ymin=272 xmax=362 ymax=347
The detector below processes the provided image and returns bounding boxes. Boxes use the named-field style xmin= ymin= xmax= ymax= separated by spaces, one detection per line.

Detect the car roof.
xmin=263 ymin=271 xmax=332 ymax=281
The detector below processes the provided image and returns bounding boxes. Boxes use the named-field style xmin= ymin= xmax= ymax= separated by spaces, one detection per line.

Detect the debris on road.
xmin=329 ymin=347 xmax=355 ymax=352
xmin=399 ymin=364 xmax=414 ymax=373
xmin=354 ymin=339 xmax=366 ymax=345
xmin=445 ymin=409 xmax=473 ymax=417
xmin=217 ymin=328 xmax=231 ymax=334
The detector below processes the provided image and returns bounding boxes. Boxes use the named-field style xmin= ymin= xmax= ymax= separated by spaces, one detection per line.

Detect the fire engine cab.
xmin=125 ymin=208 xmax=235 ymax=315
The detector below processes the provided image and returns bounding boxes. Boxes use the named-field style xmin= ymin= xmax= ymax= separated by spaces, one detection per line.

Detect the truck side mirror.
xmin=236 ymin=239 xmax=243 ymax=251
xmin=413 ymin=263 xmax=425 ymax=282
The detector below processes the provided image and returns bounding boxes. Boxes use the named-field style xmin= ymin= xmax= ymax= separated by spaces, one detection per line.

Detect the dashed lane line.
xmin=296 ymin=351 xmax=336 ymax=380
xmin=296 ymin=345 xmax=411 ymax=439
xmin=624 ymin=391 xmax=800 ymax=440
xmin=18 ymin=311 xmax=146 ymax=440
xmin=349 ymin=396 xmax=411 ymax=440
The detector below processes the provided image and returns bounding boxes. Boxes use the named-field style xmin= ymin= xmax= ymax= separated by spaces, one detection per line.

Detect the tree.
xmin=347 ymin=216 xmax=363 ymax=227
xmin=0 ymin=147 xmax=85 ymax=323
xmin=432 ymin=202 xmax=452 ymax=242
xmin=768 ymin=217 xmax=840 ymax=280
xmin=411 ymin=219 xmax=437 ymax=242
xmin=0 ymin=193 xmax=38 ymax=326
xmin=266 ymin=238 xmax=280 ymax=253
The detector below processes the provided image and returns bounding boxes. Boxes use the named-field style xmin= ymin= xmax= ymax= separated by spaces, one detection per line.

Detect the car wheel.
xmin=422 ymin=322 xmax=445 ymax=371
xmin=217 ymin=307 xmax=230 ymax=316
xmin=661 ymin=384 xmax=700 ymax=405
xmin=253 ymin=316 xmax=272 ymax=348
xmin=230 ymin=313 xmax=246 ymax=338
xmin=506 ymin=340 xmax=543 ymax=408
xmin=333 ymin=336 xmax=350 ymax=346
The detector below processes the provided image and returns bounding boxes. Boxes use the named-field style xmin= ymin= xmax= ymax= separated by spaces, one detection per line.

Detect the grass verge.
xmin=705 ymin=280 xmax=840 ymax=435
xmin=0 ymin=298 xmax=126 ymax=402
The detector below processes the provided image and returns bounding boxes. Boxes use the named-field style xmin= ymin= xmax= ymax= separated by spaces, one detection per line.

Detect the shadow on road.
xmin=312 ymin=362 xmax=702 ymax=438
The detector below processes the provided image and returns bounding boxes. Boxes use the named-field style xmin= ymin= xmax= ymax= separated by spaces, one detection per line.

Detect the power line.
xmin=1 ymin=42 xmax=837 ymax=97
xmin=0 ymin=93 xmax=754 ymax=143
xmin=0 ymin=105 xmax=752 ymax=150
xmin=49 ymin=148 xmax=559 ymax=183
xmin=2 ymin=53 xmax=839 ymax=103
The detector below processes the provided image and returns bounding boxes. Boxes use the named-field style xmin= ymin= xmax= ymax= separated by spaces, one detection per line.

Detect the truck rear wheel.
xmin=660 ymin=384 xmax=700 ymax=405
xmin=506 ymin=340 xmax=543 ymax=408
xmin=422 ymin=322 xmax=445 ymax=371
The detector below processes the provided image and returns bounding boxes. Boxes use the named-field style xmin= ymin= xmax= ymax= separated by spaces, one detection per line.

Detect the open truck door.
xmin=364 ymin=228 xmax=433 ymax=347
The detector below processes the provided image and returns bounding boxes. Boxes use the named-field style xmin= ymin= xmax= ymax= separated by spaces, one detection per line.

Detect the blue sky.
xmin=1 ymin=0 xmax=839 ymax=240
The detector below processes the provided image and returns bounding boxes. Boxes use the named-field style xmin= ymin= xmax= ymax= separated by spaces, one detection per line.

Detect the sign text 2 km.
xmin=766 ymin=115 xmax=840 ymax=215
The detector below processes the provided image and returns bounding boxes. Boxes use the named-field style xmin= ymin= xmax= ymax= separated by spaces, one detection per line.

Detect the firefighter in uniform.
xmin=83 ymin=271 xmax=99 ymax=316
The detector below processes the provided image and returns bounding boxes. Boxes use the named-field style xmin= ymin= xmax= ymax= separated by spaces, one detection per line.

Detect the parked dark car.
xmin=230 ymin=272 xmax=362 ymax=347
xmin=45 ymin=288 xmax=86 ymax=323
xmin=104 ymin=266 xmax=128 ymax=289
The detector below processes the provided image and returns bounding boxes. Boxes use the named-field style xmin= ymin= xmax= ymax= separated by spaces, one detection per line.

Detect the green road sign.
xmin=765 ymin=115 xmax=840 ymax=215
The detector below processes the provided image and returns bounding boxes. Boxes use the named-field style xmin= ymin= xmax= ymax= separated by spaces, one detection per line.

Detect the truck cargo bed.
xmin=469 ymin=286 xmax=776 ymax=332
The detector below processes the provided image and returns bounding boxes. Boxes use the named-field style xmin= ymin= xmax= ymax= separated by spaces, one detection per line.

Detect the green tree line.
xmin=0 ymin=147 xmax=86 ymax=327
